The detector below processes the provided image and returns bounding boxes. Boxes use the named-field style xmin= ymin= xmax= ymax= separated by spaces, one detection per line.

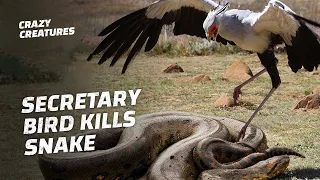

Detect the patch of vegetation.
xmin=293 ymin=143 xmax=316 ymax=151
xmin=0 ymin=55 xmax=60 ymax=85
xmin=304 ymin=90 xmax=312 ymax=96
xmin=188 ymin=40 xmax=214 ymax=56
xmin=148 ymin=38 xmax=243 ymax=57
xmin=149 ymin=42 xmax=189 ymax=57
xmin=190 ymin=40 xmax=242 ymax=55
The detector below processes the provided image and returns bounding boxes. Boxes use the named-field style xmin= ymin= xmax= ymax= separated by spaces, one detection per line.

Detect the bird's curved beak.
xmin=207 ymin=24 xmax=218 ymax=40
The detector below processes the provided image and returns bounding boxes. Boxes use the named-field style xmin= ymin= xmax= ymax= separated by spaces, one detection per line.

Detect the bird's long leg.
xmin=236 ymin=87 xmax=276 ymax=141
xmin=233 ymin=68 xmax=267 ymax=104
xmin=237 ymin=50 xmax=280 ymax=142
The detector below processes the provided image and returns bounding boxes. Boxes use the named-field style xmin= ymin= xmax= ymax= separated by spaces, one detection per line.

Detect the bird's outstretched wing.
xmin=88 ymin=0 xmax=218 ymax=73
xmin=250 ymin=0 xmax=299 ymax=46
xmin=251 ymin=0 xmax=320 ymax=72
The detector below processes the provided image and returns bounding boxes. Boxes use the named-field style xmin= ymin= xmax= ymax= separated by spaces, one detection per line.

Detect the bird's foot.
xmin=236 ymin=126 xmax=247 ymax=142
xmin=233 ymin=86 xmax=242 ymax=105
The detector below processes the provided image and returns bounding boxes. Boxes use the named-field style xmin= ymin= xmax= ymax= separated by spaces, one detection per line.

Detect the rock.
xmin=313 ymin=87 xmax=320 ymax=95
xmin=177 ymin=74 xmax=211 ymax=83
xmin=293 ymin=94 xmax=320 ymax=110
xmin=213 ymin=95 xmax=235 ymax=107
xmin=163 ymin=64 xmax=184 ymax=73
xmin=193 ymin=74 xmax=211 ymax=82
xmin=222 ymin=59 xmax=253 ymax=82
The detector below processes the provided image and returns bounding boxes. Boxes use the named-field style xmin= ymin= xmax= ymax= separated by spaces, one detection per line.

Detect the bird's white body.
xmin=138 ymin=0 xmax=302 ymax=54
xmin=204 ymin=2 xmax=300 ymax=53
xmin=215 ymin=10 xmax=271 ymax=52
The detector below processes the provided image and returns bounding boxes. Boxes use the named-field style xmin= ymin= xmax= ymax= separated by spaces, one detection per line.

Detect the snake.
xmin=38 ymin=111 xmax=304 ymax=180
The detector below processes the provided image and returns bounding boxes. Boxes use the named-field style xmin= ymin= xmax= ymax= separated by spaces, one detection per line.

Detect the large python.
xmin=38 ymin=112 xmax=304 ymax=180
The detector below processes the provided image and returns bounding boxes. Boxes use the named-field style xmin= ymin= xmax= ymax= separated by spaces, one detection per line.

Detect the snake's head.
xmin=264 ymin=156 xmax=290 ymax=179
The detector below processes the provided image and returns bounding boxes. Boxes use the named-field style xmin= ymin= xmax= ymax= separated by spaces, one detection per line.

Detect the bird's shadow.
xmin=276 ymin=168 xmax=320 ymax=179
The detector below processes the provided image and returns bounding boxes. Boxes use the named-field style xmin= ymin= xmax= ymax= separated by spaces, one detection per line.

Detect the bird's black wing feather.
xmin=88 ymin=0 xmax=220 ymax=73
xmin=286 ymin=15 xmax=320 ymax=72
xmin=88 ymin=3 xmax=212 ymax=73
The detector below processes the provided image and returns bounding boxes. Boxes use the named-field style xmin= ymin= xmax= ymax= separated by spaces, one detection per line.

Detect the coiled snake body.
xmin=39 ymin=112 xmax=303 ymax=180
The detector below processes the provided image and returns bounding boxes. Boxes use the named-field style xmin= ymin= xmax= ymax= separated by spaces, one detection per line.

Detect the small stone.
xmin=177 ymin=74 xmax=211 ymax=83
xmin=163 ymin=64 xmax=184 ymax=73
xmin=222 ymin=59 xmax=253 ymax=82
xmin=213 ymin=95 xmax=235 ymax=107
xmin=293 ymin=94 xmax=320 ymax=110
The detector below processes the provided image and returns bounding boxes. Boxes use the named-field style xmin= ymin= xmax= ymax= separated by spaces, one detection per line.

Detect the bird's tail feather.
xmin=289 ymin=12 xmax=320 ymax=28
xmin=286 ymin=17 xmax=320 ymax=72
xmin=289 ymin=12 xmax=320 ymax=40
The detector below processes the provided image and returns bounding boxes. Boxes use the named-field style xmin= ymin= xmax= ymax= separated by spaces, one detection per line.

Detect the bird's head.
xmin=203 ymin=2 xmax=230 ymax=40
xmin=203 ymin=10 xmax=218 ymax=40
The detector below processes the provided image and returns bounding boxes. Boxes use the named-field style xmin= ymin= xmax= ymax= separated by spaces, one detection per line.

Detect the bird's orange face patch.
xmin=208 ymin=24 xmax=218 ymax=39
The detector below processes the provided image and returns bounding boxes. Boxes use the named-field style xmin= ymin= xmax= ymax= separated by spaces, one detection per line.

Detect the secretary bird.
xmin=87 ymin=0 xmax=320 ymax=141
